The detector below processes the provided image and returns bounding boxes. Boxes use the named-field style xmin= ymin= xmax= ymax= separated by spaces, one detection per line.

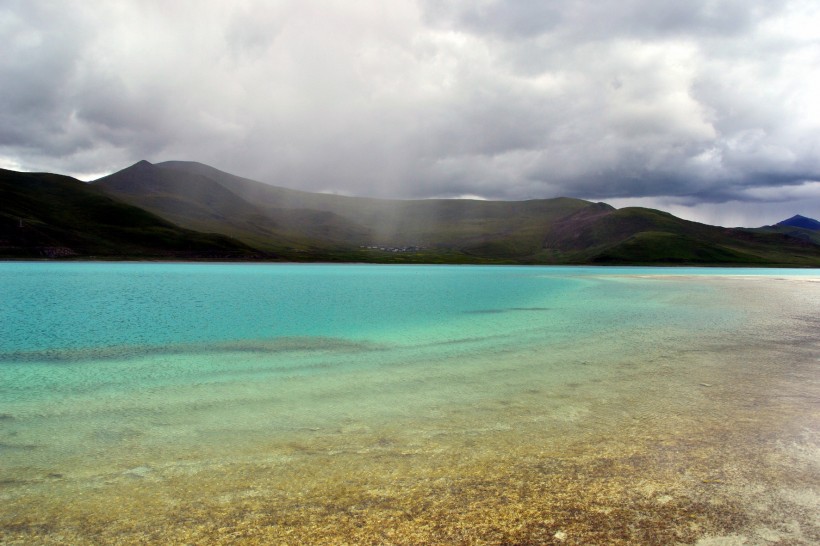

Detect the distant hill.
xmin=2 ymin=161 xmax=819 ymax=265
xmin=746 ymin=215 xmax=820 ymax=248
xmin=0 ymin=168 xmax=261 ymax=259
xmin=545 ymin=206 xmax=820 ymax=264
xmin=90 ymin=160 xmax=820 ymax=265
xmin=776 ymin=215 xmax=820 ymax=231
xmin=93 ymin=160 xmax=375 ymax=257
xmin=94 ymin=160 xmax=596 ymax=262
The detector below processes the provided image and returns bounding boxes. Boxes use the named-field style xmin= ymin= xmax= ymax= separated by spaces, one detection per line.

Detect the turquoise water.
xmin=5 ymin=262 xmax=781 ymax=355
xmin=0 ymin=263 xmax=689 ymax=353
xmin=1 ymin=263 xmax=818 ymax=544
xmin=0 ymin=263 xmax=803 ymax=459
xmin=0 ymin=263 xmax=718 ymax=409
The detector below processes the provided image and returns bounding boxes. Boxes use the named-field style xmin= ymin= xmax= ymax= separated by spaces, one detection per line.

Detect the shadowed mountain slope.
xmin=5 ymin=160 xmax=817 ymax=265
xmin=92 ymin=160 xmax=820 ymax=265
xmin=95 ymin=161 xmax=595 ymax=261
xmin=154 ymin=161 xmax=597 ymax=254
xmin=94 ymin=161 xmax=373 ymax=254
xmin=745 ymin=215 xmax=820 ymax=247
xmin=151 ymin=162 xmax=820 ymax=265
xmin=0 ymin=168 xmax=259 ymax=259
xmin=543 ymin=206 xmax=820 ymax=264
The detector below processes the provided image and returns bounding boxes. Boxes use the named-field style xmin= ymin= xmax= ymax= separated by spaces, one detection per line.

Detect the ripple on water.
xmin=0 ymin=266 xmax=817 ymax=544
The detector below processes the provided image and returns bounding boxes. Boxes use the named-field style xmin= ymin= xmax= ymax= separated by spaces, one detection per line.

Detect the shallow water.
xmin=1 ymin=263 xmax=818 ymax=544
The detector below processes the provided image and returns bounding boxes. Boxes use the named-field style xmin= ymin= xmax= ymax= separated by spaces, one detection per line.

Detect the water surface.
xmin=1 ymin=263 xmax=818 ymax=544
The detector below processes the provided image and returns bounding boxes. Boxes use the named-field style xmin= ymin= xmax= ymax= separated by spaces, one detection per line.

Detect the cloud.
xmin=421 ymin=0 xmax=777 ymax=41
xmin=1 ymin=0 xmax=819 ymax=225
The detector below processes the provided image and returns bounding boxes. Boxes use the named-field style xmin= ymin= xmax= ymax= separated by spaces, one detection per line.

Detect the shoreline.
xmin=2 ymin=257 xmax=819 ymax=268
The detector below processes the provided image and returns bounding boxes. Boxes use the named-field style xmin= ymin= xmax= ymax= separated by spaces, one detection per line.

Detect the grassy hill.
xmin=748 ymin=225 xmax=820 ymax=247
xmin=155 ymin=161 xmax=592 ymax=245
xmin=3 ymin=160 xmax=818 ymax=265
xmin=541 ymin=205 xmax=820 ymax=265
xmin=95 ymin=161 xmax=595 ymax=262
xmin=0 ymin=168 xmax=262 ymax=259
xmin=92 ymin=160 xmax=820 ymax=265
xmin=93 ymin=161 xmax=375 ymax=257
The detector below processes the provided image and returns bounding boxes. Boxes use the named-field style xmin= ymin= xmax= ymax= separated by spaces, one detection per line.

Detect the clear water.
xmin=1 ymin=263 xmax=818 ymax=544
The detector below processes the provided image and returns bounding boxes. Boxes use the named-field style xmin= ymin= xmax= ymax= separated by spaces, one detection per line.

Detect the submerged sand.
xmin=1 ymin=276 xmax=818 ymax=545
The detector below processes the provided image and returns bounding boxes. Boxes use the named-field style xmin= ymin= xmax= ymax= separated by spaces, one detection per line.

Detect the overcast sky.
xmin=2 ymin=1 xmax=819 ymax=226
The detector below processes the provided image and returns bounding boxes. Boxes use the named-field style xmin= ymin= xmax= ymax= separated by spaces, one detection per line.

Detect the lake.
xmin=1 ymin=263 xmax=818 ymax=544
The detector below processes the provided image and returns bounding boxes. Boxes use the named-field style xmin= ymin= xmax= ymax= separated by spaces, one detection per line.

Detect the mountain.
xmin=91 ymin=160 xmax=820 ymax=265
xmin=94 ymin=160 xmax=596 ymax=262
xmin=545 ymin=206 xmax=820 ymax=264
xmin=0 ymin=168 xmax=261 ymax=259
xmin=776 ymin=215 xmax=820 ymax=231
xmin=3 ymin=160 xmax=819 ymax=265
xmin=93 ymin=160 xmax=374 ymax=256
xmin=747 ymin=215 xmax=820 ymax=247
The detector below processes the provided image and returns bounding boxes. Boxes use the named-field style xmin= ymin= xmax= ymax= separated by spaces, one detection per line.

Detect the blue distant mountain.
xmin=776 ymin=215 xmax=820 ymax=231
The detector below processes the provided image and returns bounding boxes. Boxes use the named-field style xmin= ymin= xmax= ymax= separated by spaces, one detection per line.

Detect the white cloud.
xmin=1 ymin=0 xmax=819 ymax=225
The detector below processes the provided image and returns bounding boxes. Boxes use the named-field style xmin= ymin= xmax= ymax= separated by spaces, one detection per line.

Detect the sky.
xmin=2 ymin=0 xmax=819 ymax=227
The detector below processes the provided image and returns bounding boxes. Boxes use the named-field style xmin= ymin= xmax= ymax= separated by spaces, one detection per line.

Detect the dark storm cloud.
xmin=1 ymin=0 xmax=818 ymax=225
xmin=418 ymin=0 xmax=820 ymax=206
xmin=0 ymin=3 xmax=87 ymax=150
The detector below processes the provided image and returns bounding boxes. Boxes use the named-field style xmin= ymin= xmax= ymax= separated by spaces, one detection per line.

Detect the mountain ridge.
xmin=91 ymin=160 xmax=820 ymax=265
xmin=1 ymin=160 xmax=818 ymax=265
xmin=0 ymin=167 xmax=262 ymax=259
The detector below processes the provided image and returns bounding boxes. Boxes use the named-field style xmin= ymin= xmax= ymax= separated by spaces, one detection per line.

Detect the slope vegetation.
xmin=140 ymin=161 xmax=820 ymax=265
xmin=542 ymin=206 xmax=820 ymax=265
xmin=95 ymin=161 xmax=594 ymax=262
xmin=4 ymin=160 xmax=818 ymax=265
xmin=0 ymin=168 xmax=258 ymax=259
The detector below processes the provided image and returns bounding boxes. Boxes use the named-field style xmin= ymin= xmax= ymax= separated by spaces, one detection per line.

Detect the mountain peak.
xmin=92 ymin=160 xmax=164 ymax=193
xmin=776 ymin=214 xmax=820 ymax=231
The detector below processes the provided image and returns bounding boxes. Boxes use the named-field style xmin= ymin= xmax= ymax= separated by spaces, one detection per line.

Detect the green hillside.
xmin=97 ymin=161 xmax=594 ymax=261
xmin=111 ymin=161 xmax=819 ymax=265
xmin=3 ymin=160 xmax=819 ymax=265
xmin=156 ymin=160 xmax=592 ymax=245
xmin=94 ymin=161 xmax=374 ymax=256
xmin=0 ymin=168 xmax=260 ymax=259
xmin=748 ymin=225 xmax=820 ymax=246
xmin=541 ymin=206 xmax=820 ymax=265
